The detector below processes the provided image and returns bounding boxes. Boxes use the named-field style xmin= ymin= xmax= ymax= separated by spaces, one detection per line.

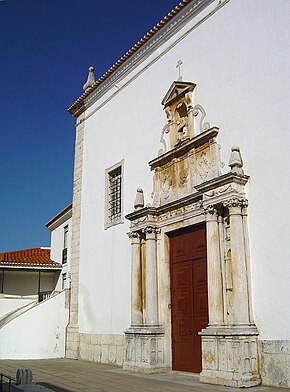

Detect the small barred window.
xmin=105 ymin=160 xmax=124 ymax=229
xmin=108 ymin=166 xmax=122 ymax=222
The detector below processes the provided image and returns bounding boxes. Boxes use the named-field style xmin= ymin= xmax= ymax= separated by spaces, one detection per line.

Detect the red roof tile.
xmin=0 ymin=248 xmax=61 ymax=268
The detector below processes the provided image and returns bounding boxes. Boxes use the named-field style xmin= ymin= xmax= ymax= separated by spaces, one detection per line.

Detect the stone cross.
xmin=176 ymin=59 xmax=183 ymax=81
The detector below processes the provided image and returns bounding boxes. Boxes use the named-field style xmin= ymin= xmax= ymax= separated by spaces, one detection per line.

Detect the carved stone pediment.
xmin=161 ymin=80 xmax=196 ymax=107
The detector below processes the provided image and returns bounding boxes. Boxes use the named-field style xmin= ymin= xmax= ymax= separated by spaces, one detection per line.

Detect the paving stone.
xmin=0 ymin=359 xmax=287 ymax=392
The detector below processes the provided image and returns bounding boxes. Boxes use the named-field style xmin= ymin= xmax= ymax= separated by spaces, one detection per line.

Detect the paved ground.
xmin=0 ymin=359 xmax=288 ymax=392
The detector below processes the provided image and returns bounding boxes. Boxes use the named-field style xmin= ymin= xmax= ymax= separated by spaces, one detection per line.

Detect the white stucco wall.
xmin=78 ymin=0 xmax=290 ymax=340
xmin=50 ymin=216 xmax=72 ymax=290
xmin=0 ymin=291 xmax=69 ymax=359
xmin=0 ymin=298 xmax=35 ymax=319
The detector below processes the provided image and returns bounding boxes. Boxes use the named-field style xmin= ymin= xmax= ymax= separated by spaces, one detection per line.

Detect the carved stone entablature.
xmin=126 ymin=192 xmax=203 ymax=230
xmin=126 ymin=206 xmax=158 ymax=232
xmin=196 ymin=172 xmax=249 ymax=206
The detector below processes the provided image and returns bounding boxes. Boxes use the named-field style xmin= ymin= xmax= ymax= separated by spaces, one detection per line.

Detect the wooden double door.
xmin=169 ymin=224 xmax=208 ymax=373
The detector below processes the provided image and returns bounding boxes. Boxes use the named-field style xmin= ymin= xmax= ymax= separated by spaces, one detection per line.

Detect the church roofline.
xmin=67 ymin=0 xmax=215 ymax=117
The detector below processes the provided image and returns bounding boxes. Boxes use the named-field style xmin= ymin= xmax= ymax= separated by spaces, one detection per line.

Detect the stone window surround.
xmin=104 ymin=159 xmax=124 ymax=230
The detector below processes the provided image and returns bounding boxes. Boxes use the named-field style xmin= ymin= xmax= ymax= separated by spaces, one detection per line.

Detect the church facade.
xmin=65 ymin=0 xmax=290 ymax=388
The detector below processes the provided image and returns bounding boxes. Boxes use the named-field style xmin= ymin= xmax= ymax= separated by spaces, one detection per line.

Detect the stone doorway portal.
xmin=169 ymin=224 xmax=208 ymax=373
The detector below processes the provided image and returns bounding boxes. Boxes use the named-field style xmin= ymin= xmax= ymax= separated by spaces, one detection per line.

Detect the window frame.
xmin=104 ymin=159 xmax=124 ymax=229
xmin=62 ymin=225 xmax=68 ymax=264
xmin=62 ymin=272 xmax=67 ymax=290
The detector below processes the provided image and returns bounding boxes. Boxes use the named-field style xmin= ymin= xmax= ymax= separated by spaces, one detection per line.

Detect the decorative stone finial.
xmin=83 ymin=66 xmax=95 ymax=91
xmin=229 ymin=146 xmax=244 ymax=175
xmin=134 ymin=187 xmax=144 ymax=210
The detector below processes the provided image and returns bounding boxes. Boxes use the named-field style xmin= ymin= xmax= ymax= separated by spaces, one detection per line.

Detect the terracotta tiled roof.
xmin=68 ymin=0 xmax=192 ymax=115
xmin=0 ymin=248 xmax=61 ymax=268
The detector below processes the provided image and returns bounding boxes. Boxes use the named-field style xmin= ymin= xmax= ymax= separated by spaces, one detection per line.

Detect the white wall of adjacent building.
xmin=0 ymin=298 xmax=35 ymax=319
xmin=49 ymin=215 xmax=72 ymax=291
xmin=0 ymin=291 xmax=69 ymax=359
xmin=78 ymin=0 xmax=290 ymax=342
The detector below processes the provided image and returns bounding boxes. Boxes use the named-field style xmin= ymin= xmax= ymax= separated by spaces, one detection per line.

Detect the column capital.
xmin=223 ymin=197 xmax=248 ymax=212
xmin=142 ymin=226 xmax=160 ymax=237
xmin=127 ymin=231 xmax=140 ymax=240
xmin=204 ymin=205 xmax=218 ymax=220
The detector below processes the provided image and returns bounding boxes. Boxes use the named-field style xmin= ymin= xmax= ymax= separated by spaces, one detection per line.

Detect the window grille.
xmin=108 ymin=166 xmax=122 ymax=222
xmin=105 ymin=160 xmax=124 ymax=229
xmin=62 ymin=225 xmax=68 ymax=264
xmin=62 ymin=248 xmax=68 ymax=264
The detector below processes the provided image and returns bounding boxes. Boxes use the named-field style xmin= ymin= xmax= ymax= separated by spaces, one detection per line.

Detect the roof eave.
xmin=67 ymin=0 xmax=197 ymax=117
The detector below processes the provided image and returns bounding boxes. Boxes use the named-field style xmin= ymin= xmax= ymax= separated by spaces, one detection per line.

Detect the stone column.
xmin=205 ymin=205 xmax=224 ymax=326
xmin=218 ymin=213 xmax=227 ymax=323
xmin=242 ymin=202 xmax=254 ymax=325
xmin=128 ymin=231 xmax=143 ymax=326
xmin=143 ymin=226 xmax=159 ymax=326
xmin=224 ymin=198 xmax=250 ymax=325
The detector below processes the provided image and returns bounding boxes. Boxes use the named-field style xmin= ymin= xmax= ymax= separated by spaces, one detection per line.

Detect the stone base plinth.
xmin=66 ymin=323 xmax=80 ymax=359
xmin=199 ymin=326 xmax=261 ymax=388
xmin=260 ymin=340 xmax=290 ymax=388
xmin=79 ymin=333 xmax=125 ymax=366
xmin=123 ymin=326 xmax=167 ymax=373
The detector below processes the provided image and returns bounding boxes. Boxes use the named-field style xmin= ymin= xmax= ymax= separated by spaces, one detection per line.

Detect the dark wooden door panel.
xmin=170 ymin=225 xmax=208 ymax=373
xmin=170 ymin=232 xmax=194 ymax=263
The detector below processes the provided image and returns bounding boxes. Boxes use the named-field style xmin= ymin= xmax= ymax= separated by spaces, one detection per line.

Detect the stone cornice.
xmin=195 ymin=172 xmax=249 ymax=194
xmin=68 ymin=0 xmax=219 ymax=117
xmin=149 ymin=127 xmax=219 ymax=170
xmin=125 ymin=191 xmax=202 ymax=223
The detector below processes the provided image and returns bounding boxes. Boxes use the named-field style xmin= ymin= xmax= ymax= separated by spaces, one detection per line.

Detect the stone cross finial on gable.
xmin=83 ymin=66 xmax=95 ymax=92
xmin=176 ymin=60 xmax=183 ymax=81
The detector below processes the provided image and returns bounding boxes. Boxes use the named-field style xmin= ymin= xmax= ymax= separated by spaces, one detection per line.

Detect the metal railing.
xmin=38 ymin=290 xmax=52 ymax=302
xmin=0 ymin=372 xmax=18 ymax=391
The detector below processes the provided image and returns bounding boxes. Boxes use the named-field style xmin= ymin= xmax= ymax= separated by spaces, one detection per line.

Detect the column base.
xmin=66 ymin=323 xmax=80 ymax=359
xmin=199 ymin=325 xmax=261 ymax=388
xmin=123 ymin=326 xmax=168 ymax=373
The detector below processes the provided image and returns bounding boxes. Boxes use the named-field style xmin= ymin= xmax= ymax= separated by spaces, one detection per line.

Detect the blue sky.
xmin=0 ymin=0 xmax=179 ymax=252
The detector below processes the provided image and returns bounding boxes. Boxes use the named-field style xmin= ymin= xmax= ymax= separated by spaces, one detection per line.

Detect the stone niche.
xmin=124 ymin=79 xmax=261 ymax=387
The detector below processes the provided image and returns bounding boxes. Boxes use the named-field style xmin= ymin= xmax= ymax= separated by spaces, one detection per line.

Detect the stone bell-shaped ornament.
xmin=229 ymin=146 xmax=244 ymax=175
xmin=83 ymin=66 xmax=95 ymax=92
xmin=134 ymin=188 xmax=144 ymax=210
